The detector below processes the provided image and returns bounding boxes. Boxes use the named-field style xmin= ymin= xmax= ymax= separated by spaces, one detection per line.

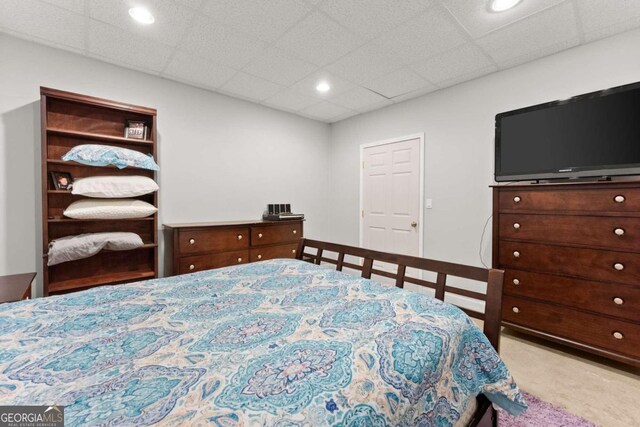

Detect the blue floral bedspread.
xmin=0 ymin=259 xmax=525 ymax=426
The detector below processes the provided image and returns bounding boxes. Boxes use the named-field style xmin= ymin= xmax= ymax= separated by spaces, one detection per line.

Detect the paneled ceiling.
xmin=2 ymin=0 xmax=640 ymax=122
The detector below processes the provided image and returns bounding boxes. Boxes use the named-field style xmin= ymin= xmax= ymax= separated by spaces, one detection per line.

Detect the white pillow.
xmin=64 ymin=199 xmax=157 ymax=219
xmin=48 ymin=232 xmax=144 ymax=266
xmin=72 ymin=176 xmax=158 ymax=198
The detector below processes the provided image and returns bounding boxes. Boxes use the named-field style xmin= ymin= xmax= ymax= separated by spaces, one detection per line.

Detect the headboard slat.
xmin=395 ymin=264 xmax=406 ymax=288
xmin=435 ymin=272 xmax=447 ymax=301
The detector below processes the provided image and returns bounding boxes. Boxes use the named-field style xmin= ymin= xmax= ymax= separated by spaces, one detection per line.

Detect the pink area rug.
xmin=499 ymin=391 xmax=598 ymax=427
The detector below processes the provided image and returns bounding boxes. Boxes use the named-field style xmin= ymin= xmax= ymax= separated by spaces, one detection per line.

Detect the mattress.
xmin=0 ymin=259 xmax=525 ymax=426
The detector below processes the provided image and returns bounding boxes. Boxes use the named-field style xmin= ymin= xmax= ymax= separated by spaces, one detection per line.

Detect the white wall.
xmin=0 ymin=35 xmax=331 ymax=295
xmin=4 ymin=27 xmax=640 ymax=298
xmin=328 ymin=29 xmax=640 ymax=280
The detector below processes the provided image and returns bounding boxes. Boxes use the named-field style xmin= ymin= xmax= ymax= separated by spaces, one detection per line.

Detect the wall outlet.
xmin=426 ymin=198 xmax=433 ymax=209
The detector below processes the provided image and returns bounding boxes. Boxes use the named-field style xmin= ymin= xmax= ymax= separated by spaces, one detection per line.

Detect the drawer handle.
xmin=293 ymin=230 xmax=297 ymax=235
xmin=613 ymin=331 xmax=624 ymax=340
xmin=189 ymin=238 xmax=195 ymax=245
xmin=613 ymin=297 xmax=624 ymax=305
xmin=614 ymin=263 xmax=624 ymax=271
xmin=292 ymin=249 xmax=296 ymax=254
xmin=513 ymin=251 xmax=520 ymax=258
xmin=257 ymin=254 xmax=262 ymax=260
xmin=513 ymin=223 xmax=521 ymax=230
xmin=614 ymin=228 xmax=625 ymax=236
xmin=512 ymin=278 xmax=520 ymax=285
xmin=189 ymin=264 xmax=195 ymax=271
xmin=614 ymin=195 xmax=625 ymax=203
xmin=513 ymin=196 xmax=521 ymax=203
xmin=237 ymin=234 xmax=243 ymax=240
xmin=512 ymin=306 xmax=520 ymax=313
xmin=258 ymin=233 xmax=263 ymax=238
xmin=237 ymin=257 xmax=243 ymax=263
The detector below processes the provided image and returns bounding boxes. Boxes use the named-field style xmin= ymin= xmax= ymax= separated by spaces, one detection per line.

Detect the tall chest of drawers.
xmin=164 ymin=220 xmax=303 ymax=276
xmin=492 ymin=181 xmax=640 ymax=367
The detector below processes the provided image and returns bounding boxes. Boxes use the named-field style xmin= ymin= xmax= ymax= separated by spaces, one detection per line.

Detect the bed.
xmin=0 ymin=239 xmax=525 ymax=426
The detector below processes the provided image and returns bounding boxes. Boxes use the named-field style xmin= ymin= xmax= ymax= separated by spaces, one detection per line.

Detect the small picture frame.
xmin=50 ymin=172 xmax=73 ymax=190
xmin=124 ymin=120 xmax=147 ymax=140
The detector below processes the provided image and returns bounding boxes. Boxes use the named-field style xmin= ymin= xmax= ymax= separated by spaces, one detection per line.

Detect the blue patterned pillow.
xmin=62 ymin=144 xmax=159 ymax=170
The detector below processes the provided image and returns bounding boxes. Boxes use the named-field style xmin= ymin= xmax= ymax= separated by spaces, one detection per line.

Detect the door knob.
xmin=411 ymin=221 xmax=418 ymax=228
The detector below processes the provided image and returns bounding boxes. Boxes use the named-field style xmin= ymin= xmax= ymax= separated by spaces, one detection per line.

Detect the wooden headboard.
xmin=295 ymin=238 xmax=505 ymax=351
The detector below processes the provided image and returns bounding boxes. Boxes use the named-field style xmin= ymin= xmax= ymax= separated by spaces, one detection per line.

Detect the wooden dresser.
xmin=164 ymin=220 xmax=303 ymax=276
xmin=492 ymin=181 xmax=640 ymax=367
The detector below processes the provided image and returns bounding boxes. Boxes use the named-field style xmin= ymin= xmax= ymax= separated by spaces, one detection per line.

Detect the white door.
xmin=361 ymin=137 xmax=422 ymax=268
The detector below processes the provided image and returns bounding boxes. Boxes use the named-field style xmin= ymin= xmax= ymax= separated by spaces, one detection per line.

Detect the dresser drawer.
xmin=251 ymin=223 xmax=301 ymax=246
xmin=250 ymin=244 xmax=298 ymax=262
xmin=499 ymin=188 xmax=640 ymax=213
xmin=503 ymin=295 xmax=640 ymax=358
xmin=179 ymin=250 xmax=249 ymax=274
xmin=504 ymin=269 xmax=640 ymax=322
xmin=500 ymin=214 xmax=640 ymax=252
xmin=499 ymin=241 xmax=640 ymax=286
xmin=179 ymin=227 xmax=249 ymax=254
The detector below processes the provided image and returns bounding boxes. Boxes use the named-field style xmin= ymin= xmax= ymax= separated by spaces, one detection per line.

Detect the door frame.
xmin=359 ymin=133 xmax=425 ymax=257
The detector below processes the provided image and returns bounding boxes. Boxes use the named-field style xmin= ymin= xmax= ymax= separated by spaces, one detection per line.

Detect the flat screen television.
xmin=495 ymin=81 xmax=640 ymax=182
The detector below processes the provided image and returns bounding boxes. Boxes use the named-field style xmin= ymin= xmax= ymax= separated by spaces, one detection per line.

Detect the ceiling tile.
xmin=87 ymin=19 xmax=173 ymax=73
xmin=275 ymin=11 xmax=364 ymax=66
xmin=290 ymin=70 xmax=357 ymax=99
xmin=88 ymin=0 xmax=195 ymax=47
xmin=390 ymin=85 xmax=438 ymax=103
xmin=325 ymin=41 xmax=402 ymax=85
xmin=242 ymin=47 xmax=317 ymax=86
xmin=220 ymin=72 xmax=285 ymax=102
xmin=3 ymin=0 xmax=640 ymax=124
xmin=180 ymin=16 xmax=267 ymax=69
xmin=576 ymin=0 xmax=640 ymax=41
xmin=411 ymin=43 xmax=497 ymax=86
xmin=363 ymin=68 xmax=434 ymax=99
xmin=355 ymin=98 xmax=394 ymax=113
xmin=373 ymin=5 xmax=468 ymax=65
xmin=201 ymin=0 xmax=311 ymax=42
xmin=0 ymin=0 xmax=85 ymax=50
xmin=163 ymin=51 xmax=238 ymax=89
xmin=38 ymin=0 xmax=86 ymax=14
xmin=476 ymin=2 xmax=580 ymax=68
xmin=442 ymin=0 xmax=566 ymax=38
xmin=318 ymin=0 xmax=434 ymax=39
xmin=263 ymin=88 xmax=320 ymax=111
xmin=435 ymin=66 xmax=496 ymax=90
xmin=174 ymin=0 xmax=204 ymax=10
xmin=328 ymin=86 xmax=388 ymax=111
xmin=300 ymin=101 xmax=355 ymax=121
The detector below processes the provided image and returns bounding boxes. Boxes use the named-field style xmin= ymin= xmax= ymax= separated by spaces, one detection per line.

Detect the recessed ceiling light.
xmin=316 ymin=81 xmax=331 ymax=93
xmin=489 ymin=0 xmax=522 ymax=12
xmin=129 ymin=7 xmax=155 ymax=25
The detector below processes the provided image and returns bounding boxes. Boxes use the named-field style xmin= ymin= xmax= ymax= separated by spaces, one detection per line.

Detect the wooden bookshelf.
xmin=41 ymin=87 xmax=158 ymax=296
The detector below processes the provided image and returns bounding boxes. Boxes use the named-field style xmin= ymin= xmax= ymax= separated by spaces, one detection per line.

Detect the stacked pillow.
xmin=64 ymin=198 xmax=157 ymax=219
xmin=51 ymin=145 xmax=160 ymax=264
xmin=72 ymin=175 xmax=158 ymax=198
xmin=48 ymin=232 xmax=144 ymax=266
xmin=63 ymin=144 xmax=159 ymax=170
xmin=62 ymin=144 xmax=159 ymax=220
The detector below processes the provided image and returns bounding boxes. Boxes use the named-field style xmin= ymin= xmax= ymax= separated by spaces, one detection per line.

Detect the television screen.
xmin=495 ymin=81 xmax=640 ymax=182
